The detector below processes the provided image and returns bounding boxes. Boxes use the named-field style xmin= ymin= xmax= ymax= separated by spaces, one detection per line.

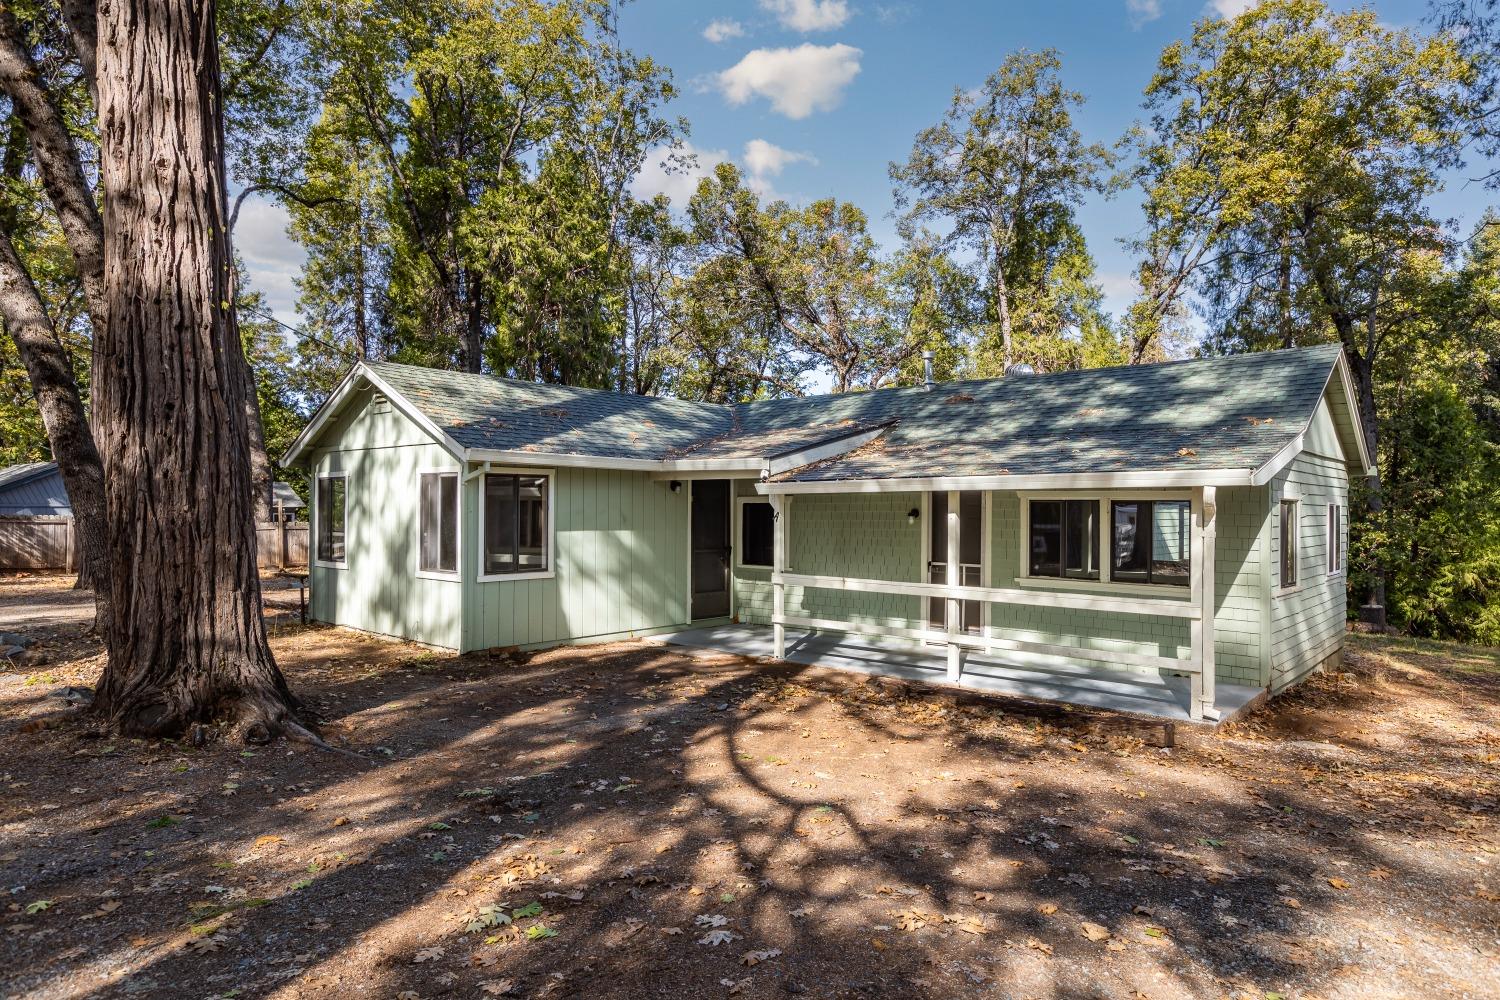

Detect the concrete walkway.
xmin=661 ymin=623 xmax=1266 ymax=725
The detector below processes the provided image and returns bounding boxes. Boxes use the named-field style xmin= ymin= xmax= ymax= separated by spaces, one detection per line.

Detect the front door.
xmin=691 ymin=479 xmax=732 ymax=620
xmin=928 ymin=491 xmax=983 ymax=634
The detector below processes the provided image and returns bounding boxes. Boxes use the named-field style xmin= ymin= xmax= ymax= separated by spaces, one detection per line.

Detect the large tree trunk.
xmin=91 ymin=0 xmax=299 ymax=740
xmin=237 ymin=344 xmax=273 ymax=524
xmin=0 ymin=230 xmax=111 ymax=616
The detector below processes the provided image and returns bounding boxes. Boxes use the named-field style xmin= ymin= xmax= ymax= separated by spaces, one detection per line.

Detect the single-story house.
xmin=0 ymin=462 xmax=72 ymax=517
xmin=281 ymin=344 xmax=1371 ymax=723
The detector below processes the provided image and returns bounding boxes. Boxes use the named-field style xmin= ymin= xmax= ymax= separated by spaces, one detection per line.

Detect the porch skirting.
xmin=661 ymin=623 xmax=1265 ymax=726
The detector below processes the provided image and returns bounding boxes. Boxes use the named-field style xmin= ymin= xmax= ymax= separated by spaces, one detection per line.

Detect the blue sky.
xmin=236 ymin=0 xmax=1488 ymax=336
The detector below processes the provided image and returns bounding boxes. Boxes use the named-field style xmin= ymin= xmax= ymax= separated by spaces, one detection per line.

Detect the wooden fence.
xmin=0 ymin=516 xmax=308 ymax=572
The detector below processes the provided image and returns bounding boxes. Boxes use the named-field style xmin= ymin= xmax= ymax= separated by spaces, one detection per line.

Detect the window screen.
xmin=483 ymin=474 xmax=550 ymax=576
xmin=316 ymin=476 xmax=346 ymax=564
xmin=1110 ymin=499 xmax=1190 ymax=586
xmin=1327 ymin=503 xmax=1342 ymax=574
xmin=419 ymin=472 xmax=458 ymax=574
xmin=740 ymin=502 xmax=773 ymax=568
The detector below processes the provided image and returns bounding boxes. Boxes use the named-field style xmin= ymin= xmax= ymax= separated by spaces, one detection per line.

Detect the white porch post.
xmin=1199 ymin=486 xmax=1218 ymax=720
xmin=771 ymin=493 xmax=786 ymax=660
xmin=945 ymin=489 xmax=963 ymax=682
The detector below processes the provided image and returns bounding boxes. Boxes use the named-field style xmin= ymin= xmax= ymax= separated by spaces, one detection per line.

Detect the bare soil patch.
xmin=0 ymin=603 xmax=1495 ymax=999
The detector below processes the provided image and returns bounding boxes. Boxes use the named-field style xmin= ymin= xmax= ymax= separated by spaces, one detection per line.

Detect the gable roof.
xmin=0 ymin=461 xmax=57 ymax=492
xmin=284 ymin=344 xmax=1370 ymax=489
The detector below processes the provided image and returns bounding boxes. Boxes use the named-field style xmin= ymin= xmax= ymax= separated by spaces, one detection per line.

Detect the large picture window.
xmin=482 ymin=473 xmax=550 ymax=578
xmin=738 ymin=500 xmax=774 ymax=569
xmin=1028 ymin=499 xmax=1099 ymax=579
xmin=418 ymin=471 xmax=459 ymax=575
xmin=316 ymin=474 xmax=346 ymax=565
xmin=1280 ymin=499 xmax=1299 ymax=588
xmin=1110 ymin=499 xmax=1190 ymax=586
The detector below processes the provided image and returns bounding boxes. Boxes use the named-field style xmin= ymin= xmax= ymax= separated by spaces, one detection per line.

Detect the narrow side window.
xmin=419 ymin=472 xmax=459 ymax=575
xmin=316 ymin=475 xmax=347 ymax=565
xmin=1280 ymin=499 xmax=1299 ymax=588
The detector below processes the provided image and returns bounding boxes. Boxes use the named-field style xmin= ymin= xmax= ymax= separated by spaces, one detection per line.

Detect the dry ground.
xmin=1 ymin=574 xmax=1497 ymax=1000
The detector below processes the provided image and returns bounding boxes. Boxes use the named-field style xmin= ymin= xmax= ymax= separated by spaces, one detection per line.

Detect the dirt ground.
xmin=1 ymin=574 xmax=1496 ymax=1000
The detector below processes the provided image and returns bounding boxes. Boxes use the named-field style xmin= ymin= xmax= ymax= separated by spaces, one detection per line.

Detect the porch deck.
xmin=661 ymin=623 xmax=1266 ymax=725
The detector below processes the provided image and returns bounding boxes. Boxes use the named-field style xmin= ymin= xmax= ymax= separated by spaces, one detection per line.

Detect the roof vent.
xmin=922 ymin=350 xmax=936 ymax=391
xmin=371 ymin=392 xmax=391 ymax=414
xmin=1005 ymin=363 xmax=1036 ymax=376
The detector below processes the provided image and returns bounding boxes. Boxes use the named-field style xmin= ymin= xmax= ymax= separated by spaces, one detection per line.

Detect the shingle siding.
xmin=733 ymin=485 xmax=1272 ymax=689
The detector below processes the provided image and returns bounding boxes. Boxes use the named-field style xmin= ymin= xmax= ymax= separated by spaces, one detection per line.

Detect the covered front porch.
xmin=664 ymin=622 xmax=1265 ymax=725
xmin=716 ymin=480 xmax=1258 ymax=724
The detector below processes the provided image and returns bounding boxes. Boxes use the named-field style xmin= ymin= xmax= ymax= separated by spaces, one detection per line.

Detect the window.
xmin=1027 ymin=500 xmax=1099 ymax=579
xmin=482 ymin=473 xmax=550 ymax=578
xmin=1327 ymin=503 xmax=1343 ymax=575
xmin=418 ymin=471 xmax=459 ymax=575
xmin=739 ymin=500 xmax=774 ymax=569
xmin=316 ymin=474 xmax=346 ymax=565
xmin=1111 ymin=499 xmax=1190 ymax=586
xmin=1280 ymin=499 xmax=1299 ymax=589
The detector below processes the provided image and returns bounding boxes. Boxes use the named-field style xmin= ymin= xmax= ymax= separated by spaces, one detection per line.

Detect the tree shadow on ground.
xmin=0 ymin=629 xmax=1496 ymax=999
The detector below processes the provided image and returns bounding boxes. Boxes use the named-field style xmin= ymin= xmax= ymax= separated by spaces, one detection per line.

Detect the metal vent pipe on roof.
xmin=922 ymin=350 xmax=935 ymax=390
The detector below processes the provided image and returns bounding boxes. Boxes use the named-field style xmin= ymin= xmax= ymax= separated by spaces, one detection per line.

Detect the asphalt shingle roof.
xmin=364 ymin=345 xmax=1343 ymax=480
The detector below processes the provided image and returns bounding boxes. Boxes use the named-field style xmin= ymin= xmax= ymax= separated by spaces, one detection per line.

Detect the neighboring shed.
xmin=283 ymin=345 xmax=1373 ymax=724
xmin=0 ymin=462 xmax=72 ymax=517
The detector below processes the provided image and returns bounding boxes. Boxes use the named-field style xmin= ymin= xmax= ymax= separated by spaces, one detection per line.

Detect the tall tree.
xmin=1126 ymin=0 xmax=1472 ymax=441
xmin=90 ymin=0 xmax=300 ymax=740
xmin=890 ymin=49 xmax=1114 ymax=372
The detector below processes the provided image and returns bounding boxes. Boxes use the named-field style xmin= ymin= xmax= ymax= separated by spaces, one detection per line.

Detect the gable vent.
xmin=371 ymin=392 xmax=391 ymax=414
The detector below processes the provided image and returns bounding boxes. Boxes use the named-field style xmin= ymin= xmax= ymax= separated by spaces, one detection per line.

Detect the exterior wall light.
xmin=670 ymin=480 xmax=683 ymax=493
xmin=907 ymin=507 xmax=920 ymax=524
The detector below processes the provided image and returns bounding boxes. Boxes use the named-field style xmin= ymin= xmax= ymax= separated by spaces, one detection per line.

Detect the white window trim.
xmin=917 ymin=490 xmax=991 ymax=634
xmin=1326 ymin=502 xmax=1344 ymax=578
xmin=476 ymin=467 xmax=557 ymax=583
xmin=734 ymin=496 xmax=774 ymax=570
xmin=414 ymin=467 xmax=462 ymax=581
xmin=1016 ymin=491 xmax=1194 ymax=594
xmin=1275 ymin=497 xmax=1301 ymax=597
xmin=312 ymin=470 xmax=349 ymax=570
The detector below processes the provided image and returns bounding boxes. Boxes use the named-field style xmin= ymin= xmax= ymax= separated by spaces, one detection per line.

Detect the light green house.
xmin=282 ymin=345 xmax=1372 ymax=723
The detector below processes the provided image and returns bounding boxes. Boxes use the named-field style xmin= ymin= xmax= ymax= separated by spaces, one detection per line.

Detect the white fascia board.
xmin=755 ymin=468 xmax=1253 ymax=495
xmin=280 ymin=364 xmax=366 ymax=467
xmin=280 ymin=364 xmax=469 ymax=467
xmin=1334 ymin=352 xmax=1377 ymax=476
xmin=1249 ymin=431 xmax=1305 ymax=487
xmin=464 ymin=448 xmax=759 ymax=475
xmin=765 ymin=425 xmax=889 ymax=478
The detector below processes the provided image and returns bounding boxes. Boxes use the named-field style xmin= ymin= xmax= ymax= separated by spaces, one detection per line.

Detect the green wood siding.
xmin=462 ymin=467 xmax=690 ymax=651
xmin=733 ymin=483 xmax=924 ymax=630
xmin=308 ymin=395 xmax=464 ymax=648
xmin=1268 ymin=450 xmax=1349 ymax=691
xmin=733 ymin=485 xmax=1272 ymax=688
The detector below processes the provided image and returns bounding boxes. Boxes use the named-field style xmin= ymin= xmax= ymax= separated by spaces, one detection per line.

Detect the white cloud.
xmin=716 ymin=44 xmax=863 ymax=119
xmin=1126 ymin=0 xmax=1163 ymax=27
xmin=232 ymin=194 xmax=305 ymax=322
xmin=743 ymin=139 xmax=816 ymax=179
xmin=759 ymin=0 xmax=850 ymax=32
xmin=631 ymin=142 xmax=731 ymax=207
xmin=1209 ymin=0 xmax=1259 ymax=16
xmin=874 ymin=3 xmax=914 ymax=25
xmin=702 ymin=18 xmax=745 ymax=43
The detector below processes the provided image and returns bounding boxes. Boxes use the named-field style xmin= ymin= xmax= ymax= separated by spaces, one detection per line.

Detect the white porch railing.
xmin=766 ymin=487 xmax=1220 ymax=721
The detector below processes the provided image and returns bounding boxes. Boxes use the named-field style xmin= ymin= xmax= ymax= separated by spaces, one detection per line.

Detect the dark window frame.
xmin=1326 ymin=503 xmax=1343 ymax=575
xmin=418 ymin=471 xmax=460 ymax=576
xmin=1026 ymin=499 xmax=1100 ymax=581
xmin=315 ymin=473 xmax=347 ymax=566
xmin=1109 ymin=499 xmax=1191 ymax=587
xmin=480 ymin=472 xmax=552 ymax=579
xmin=738 ymin=499 xmax=774 ymax=569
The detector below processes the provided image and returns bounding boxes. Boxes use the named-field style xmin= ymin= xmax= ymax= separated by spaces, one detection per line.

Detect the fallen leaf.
xmin=738 ymin=948 xmax=782 ymax=966
xmin=480 ymin=979 xmax=514 ymax=996
xmin=1280 ymin=897 xmax=1302 ymax=909
xmin=1037 ymin=903 xmax=1058 ymax=916
xmin=1026 ymin=937 xmax=1053 ymax=956
xmin=699 ymin=929 xmax=741 ymax=946
xmin=1081 ymin=921 xmax=1111 ymax=942
xmin=254 ymin=834 xmax=283 ymax=847
xmin=1326 ymin=877 xmax=1351 ymax=890
xmin=413 ymin=945 xmax=445 ymax=963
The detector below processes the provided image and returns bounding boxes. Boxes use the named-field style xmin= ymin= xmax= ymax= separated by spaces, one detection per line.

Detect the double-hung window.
xmin=482 ymin=473 xmax=551 ymax=578
xmin=1027 ymin=500 xmax=1099 ymax=579
xmin=1279 ymin=499 xmax=1299 ymax=589
xmin=315 ymin=474 xmax=347 ymax=566
xmin=418 ymin=471 xmax=459 ymax=576
xmin=1327 ymin=503 xmax=1343 ymax=575
xmin=1110 ymin=499 xmax=1190 ymax=586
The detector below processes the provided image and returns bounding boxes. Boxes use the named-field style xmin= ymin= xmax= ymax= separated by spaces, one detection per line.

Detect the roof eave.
xmin=756 ymin=468 xmax=1256 ymax=495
